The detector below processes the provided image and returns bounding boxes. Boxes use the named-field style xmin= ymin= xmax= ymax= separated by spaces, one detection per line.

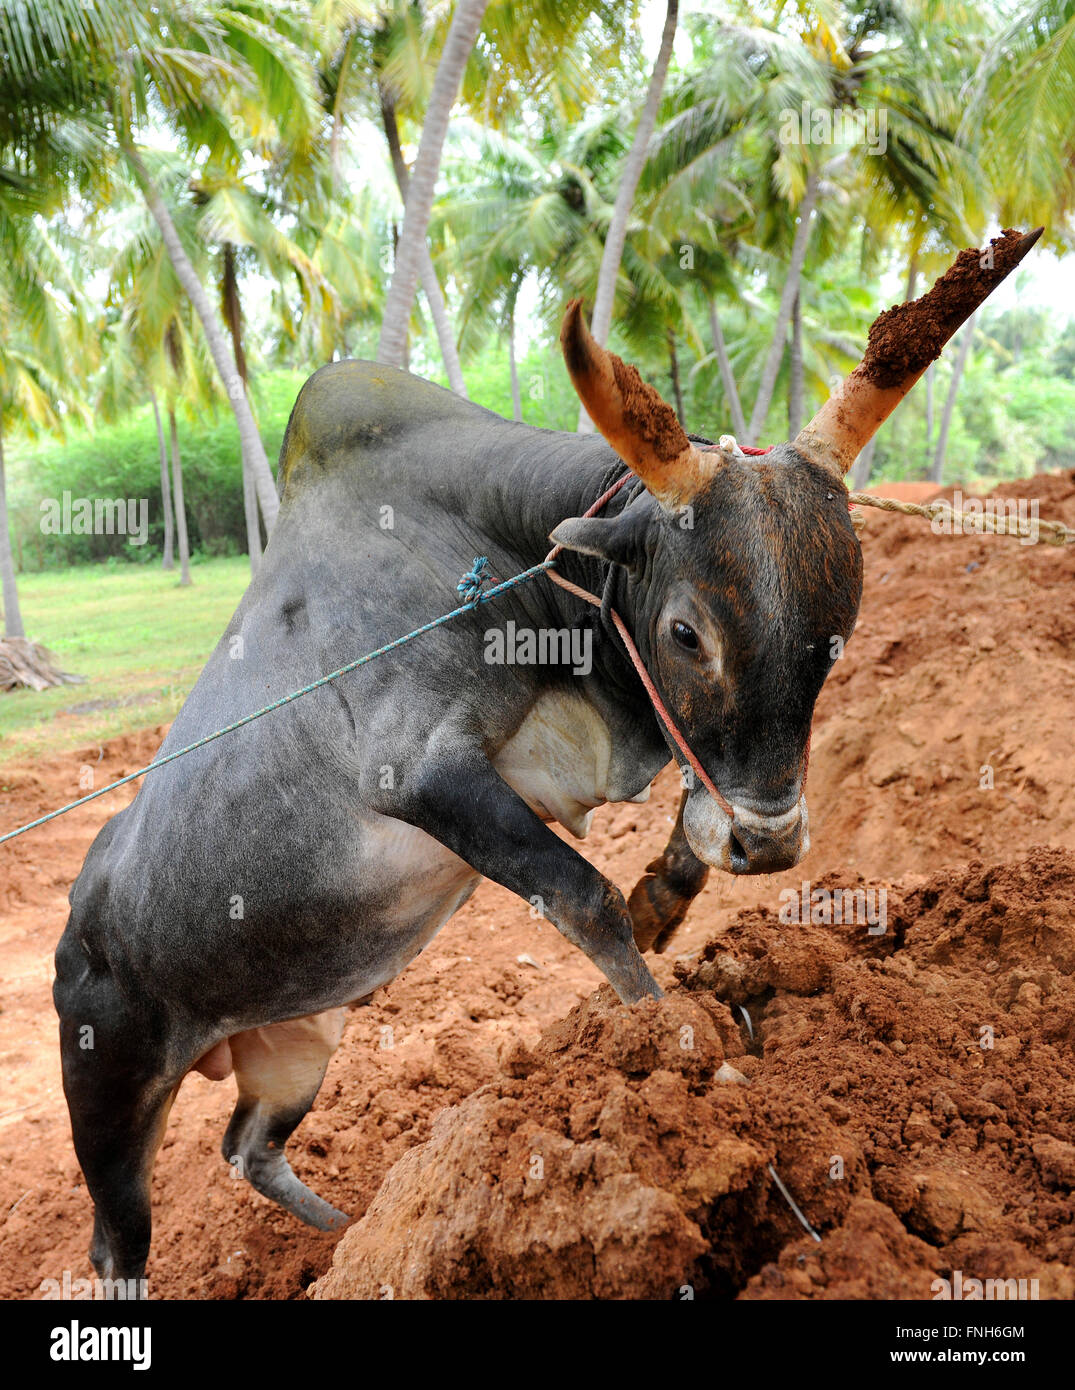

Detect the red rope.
xmin=544 ymin=468 xmax=736 ymax=816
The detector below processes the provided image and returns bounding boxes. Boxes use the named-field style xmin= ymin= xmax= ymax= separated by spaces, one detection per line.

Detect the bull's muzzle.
xmin=682 ymin=790 xmax=810 ymax=874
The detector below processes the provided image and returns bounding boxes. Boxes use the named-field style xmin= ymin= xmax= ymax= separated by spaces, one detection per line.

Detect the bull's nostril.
xmin=729 ymin=832 xmax=749 ymax=873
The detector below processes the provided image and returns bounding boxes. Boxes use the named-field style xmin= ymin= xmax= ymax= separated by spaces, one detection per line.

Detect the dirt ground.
xmin=1 ymin=470 xmax=1073 ymax=1300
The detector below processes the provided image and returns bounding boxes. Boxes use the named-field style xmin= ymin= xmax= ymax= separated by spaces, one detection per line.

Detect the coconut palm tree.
xmin=101 ymin=125 xmax=350 ymax=572
xmin=374 ymin=0 xmax=634 ymax=370
xmin=587 ymin=0 xmax=680 ymax=351
xmin=377 ymin=0 xmax=490 ymax=367
xmin=379 ymin=82 xmax=470 ymax=394
xmin=315 ymin=5 xmax=469 ymax=387
xmin=576 ymin=0 xmax=680 ymax=431
xmin=165 ymin=326 xmax=193 ymax=587
xmin=436 ymin=121 xmax=597 ymax=387
xmin=191 ymin=153 xmax=338 ymax=563
xmin=468 ymin=0 xmax=634 ymax=124
xmin=318 ymin=1 xmax=478 ymax=385
xmin=0 ymin=213 xmax=90 ymax=649
xmin=95 ymin=319 xmax=176 ymax=570
xmin=102 ymin=182 xmax=241 ymax=585
xmin=640 ymin=0 xmax=985 ymax=446
xmin=1 ymin=0 xmax=332 ymax=538
xmin=299 ymin=190 xmax=387 ymax=359
xmin=966 ymin=0 xmax=1075 ymax=224
xmin=931 ymin=312 xmax=976 ymax=483
xmin=103 ymin=179 xmax=207 ymax=582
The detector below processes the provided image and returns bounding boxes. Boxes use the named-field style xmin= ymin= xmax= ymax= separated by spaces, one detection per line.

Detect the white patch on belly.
xmin=493 ymin=689 xmax=642 ymax=838
xmin=362 ymin=814 xmax=477 ymax=920
xmin=340 ymin=814 xmax=480 ymax=993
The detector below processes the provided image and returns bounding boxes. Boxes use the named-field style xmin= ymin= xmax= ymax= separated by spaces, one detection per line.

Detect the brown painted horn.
xmin=560 ymin=298 xmax=709 ymax=509
xmin=795 ymin=227 xmax=1044 ymax=480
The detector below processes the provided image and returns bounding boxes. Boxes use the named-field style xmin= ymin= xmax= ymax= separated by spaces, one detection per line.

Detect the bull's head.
xmin=554 ymin=228 xmax=1042 ymax=874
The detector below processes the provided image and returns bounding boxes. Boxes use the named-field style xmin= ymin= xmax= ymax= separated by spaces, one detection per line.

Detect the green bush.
xmin=8 ymin=369 xmax=307 ymax=570
xmin=7 ymin=349 xmax=591 ymax=574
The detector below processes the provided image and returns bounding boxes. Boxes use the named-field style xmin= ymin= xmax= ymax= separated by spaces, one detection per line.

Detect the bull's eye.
xmin=671 ymin=620 xmax=699 ymax=652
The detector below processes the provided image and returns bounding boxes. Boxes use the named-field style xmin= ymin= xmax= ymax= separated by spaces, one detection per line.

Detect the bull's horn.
xmin=561 ymin=298 xmax=708 ymax=509
xmin=795 ymin=227 xmax=1044 ymax=480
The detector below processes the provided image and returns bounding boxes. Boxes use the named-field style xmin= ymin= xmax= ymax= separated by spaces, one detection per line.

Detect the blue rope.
xmin=0 ymin=557 xmax=554 ymax=847
xmin=456 ymin=556 xmax=491 ymax=607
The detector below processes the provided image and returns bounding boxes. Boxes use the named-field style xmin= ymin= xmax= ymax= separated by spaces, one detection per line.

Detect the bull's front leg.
xmin=378 ymin=745 xmax=660 ymax=1004
xmin=627 ymin=788 xmax=709 ymax=954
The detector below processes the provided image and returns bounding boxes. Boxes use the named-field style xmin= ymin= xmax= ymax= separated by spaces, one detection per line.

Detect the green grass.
xmin=0 ymin=557 xmax=251 ymax=768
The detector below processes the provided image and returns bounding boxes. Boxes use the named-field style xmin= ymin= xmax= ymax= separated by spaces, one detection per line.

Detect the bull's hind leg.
xmin=222 ymin=1008 xmax=348 ymax=1230
xmin=54 ymin=932 xmax=175 ymax=1285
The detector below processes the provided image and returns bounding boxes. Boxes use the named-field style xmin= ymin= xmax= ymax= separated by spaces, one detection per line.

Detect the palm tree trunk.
xmin=329 ymin=31 xmax=357 ymax=188
xmin=708 ymin=300 xmax=746 ymax=438
xmin=150 ymin=388 xmax=175 ymax=570
xmin=580 ymin=0 xmax=678 ymax=431
xmin=508 ymin=303 xmax=522 ymax=422
xmin=380 ymin=88 xmax=468 ymax=397
xmin=0 ymin=417 xmax=26 ymax=640
xmin=788 ymin=290 xmax=804 ymax=436
xmin=892 ymin=256 xmax=919 ymax=462
xmin=932 ymin=313 xmax=976 ymax=485
xmin=588 ymin=0 xmax=678 ymax=346
xmin=924 ymin=362 xmax=935 ymax=469
xmin=222 ymin=242 xmax=263 ymax=573
xmin=667 ymin=328 xmax=686 ymax=426
xmin=169 ymin=407 xmax=192 ymax=587
xmin=849 ymin=436 xmax=877 ymax=490
xmin=905 ymin=257 xmax=919 ymax=304
xmin=124 ymin=142 xmax=280 ymax=533
xmin=239 ymin=444 xmax=260 ymax=566
xmin=377 ymin=0 xmax=490 ymax=370
xmin=746 ymin=170 xmax=820 ymax=444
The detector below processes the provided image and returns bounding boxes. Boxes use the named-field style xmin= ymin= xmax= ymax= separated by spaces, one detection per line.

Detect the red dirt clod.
xmin=610 ymin=353 xmax=690 ymax=463
xmin=860 ymin=230 xmax=1033 ymax=389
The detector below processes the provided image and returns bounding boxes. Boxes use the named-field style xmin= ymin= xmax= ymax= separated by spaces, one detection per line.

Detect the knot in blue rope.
xmin=457 ymin=556 xmax=491 ymax=608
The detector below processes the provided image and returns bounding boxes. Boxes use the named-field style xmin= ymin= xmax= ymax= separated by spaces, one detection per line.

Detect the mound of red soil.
xmin=809 ymin=470 xmax=1075 ymax=872
xmin=860 ymin=481 xmax=944 ymax=503
xmin=312 ymin=848 xmax=1075 ymax=1300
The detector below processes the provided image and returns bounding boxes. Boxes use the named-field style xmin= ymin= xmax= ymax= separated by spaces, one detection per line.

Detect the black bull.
xmin=54 ymin=356 xmax=862 ymax=1281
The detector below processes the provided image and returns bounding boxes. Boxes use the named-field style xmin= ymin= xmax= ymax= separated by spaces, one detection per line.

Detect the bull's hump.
xmin=279 ymin=359 xmax=502 ymax=491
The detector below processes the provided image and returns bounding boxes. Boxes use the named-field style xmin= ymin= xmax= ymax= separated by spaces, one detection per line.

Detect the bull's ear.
xmin=561 ymin=299 xmax=710 ymax=510
xmin=549 ymin=512 xmax=643 ymax=572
